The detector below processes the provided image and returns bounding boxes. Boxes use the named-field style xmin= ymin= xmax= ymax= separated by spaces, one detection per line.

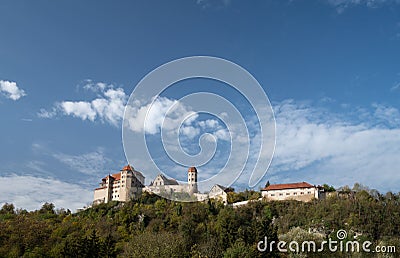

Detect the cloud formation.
xmin=38 ymin=81 xmax=127 ymax=126
xmin=196 ymin=0 xmax=231 ymax=9
xmin=325 ymin=0 xmax=399 ymax=13
xmin=0 ymin=80 xmax=26 ymax=100
xmin=372 ymin=103 xmax=400 ymax=127
xmin=52 ymin=148 xmax=117 ymax=176
xmin=391 ymin=82 xmax=400 ymax=91
xmin=0 ymin=175 xmax=92 ymax=211
xmin=38 ymin=85 xmax=400 ymax=194
xmin=125 ymin=96 xmax=229 ymax=141
xmin=268 ymin=100 xmax=400 ymax=191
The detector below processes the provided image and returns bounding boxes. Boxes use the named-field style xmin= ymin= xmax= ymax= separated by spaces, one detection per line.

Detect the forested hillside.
xmin=0 ymin=187 xmax=399 ymax=257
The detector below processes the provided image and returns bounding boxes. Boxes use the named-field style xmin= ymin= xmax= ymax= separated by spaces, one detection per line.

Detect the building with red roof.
xmin=261 ymin=182 xmax=325 ymax=202
xmin=93 ymin=165 xmax=145 ymax=205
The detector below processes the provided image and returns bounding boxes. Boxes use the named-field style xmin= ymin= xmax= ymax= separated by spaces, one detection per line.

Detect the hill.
xmin=0 ymin=187 xmax=399 ymax=257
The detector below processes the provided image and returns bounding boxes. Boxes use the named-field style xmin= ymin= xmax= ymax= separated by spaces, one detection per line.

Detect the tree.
xmin=0 ymin=186 xmax=399 ymax=257
xmin=39 ymin=202 xmax=55 ymax=214
xmin=0 ymin=203 xmax=15 ymax=214
xmin=223 ymin=240 xmax=258 ymax=258
xmin=322 ymin=184 xmax=335 ymax=192
xmin=122 ymin=231 xmax=186 ymax=257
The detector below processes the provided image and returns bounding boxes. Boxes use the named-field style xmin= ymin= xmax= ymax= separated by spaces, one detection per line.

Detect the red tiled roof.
xmin=121 ymin=165 xmax=133 ymax=171
xmin=263 ymin=182 xmax=314 ymax=191
xmin=188 ymin=166 xmax=197 ymax=173
xmin=111 ymin=173 xmax=121 ymax=180
xmin=103 ymin=172 xmax=121 ymax=181
xmin=121 ymin=165 xmax=144 ymax=177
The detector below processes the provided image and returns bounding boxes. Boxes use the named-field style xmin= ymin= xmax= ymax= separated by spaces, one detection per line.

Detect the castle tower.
xmin=188 ymin=166 xmax=198 ymax=194
xmin=105 ymin=174 xmax=113 ymax=203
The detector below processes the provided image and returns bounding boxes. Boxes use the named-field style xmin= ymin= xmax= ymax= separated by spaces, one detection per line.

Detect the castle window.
xmin=279 ymin=193 xmax=283 ymax=196
xmin=294 ymin=192 xmax=297 ymax=195
xmin=301 ymin=192 xmax=304 ymax=195
xmin=308 ymin=191 xmax=311 ymax=194
xmin=286 ymin=193 xmax=290 ymax=195
xmin=270 ymin=194 xmax=275 ymax=196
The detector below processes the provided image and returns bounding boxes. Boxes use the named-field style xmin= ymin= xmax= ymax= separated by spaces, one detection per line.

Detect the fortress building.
xmin=93 ymin=165 xmax=144 ymax=205
xmin=261 ymin=182 xmax=325 ymax=202
xmin=144 ymin=167 xmax=199 ymax=195
xmin=208 ymin=184 xmax=233 ymax=205
xmin=93 ymin=165 xmax=327 ymax=206
xmin=93 ymin=165 xmax=223 ymax=204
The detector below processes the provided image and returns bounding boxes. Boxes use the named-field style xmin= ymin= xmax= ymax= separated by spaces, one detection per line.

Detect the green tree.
xmin=0 ymin=203 xmax=15 ymax=214
xmin=223 ymin=240 xmax=258 ymax=258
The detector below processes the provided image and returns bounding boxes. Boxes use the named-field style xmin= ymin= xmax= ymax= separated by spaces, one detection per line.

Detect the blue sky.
xmin=1 ymin=0 xmax=400 ymax=210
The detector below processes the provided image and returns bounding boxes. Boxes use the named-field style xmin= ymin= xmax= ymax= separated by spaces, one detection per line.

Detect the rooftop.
xmin=150 ymin=174 xmax=179 ymax=186
xmin=263 ymin=182 xmax=314 ymax=191
xmin=188 ymin=166 xmax=197 ymax=173
xmin=121 ymin=165 xmax=133 ymax=171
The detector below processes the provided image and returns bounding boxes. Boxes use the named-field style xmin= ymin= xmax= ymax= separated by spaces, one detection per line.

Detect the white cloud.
xmin=326 ymin=0 xmax=397 ymax=13
xmin=125 ymin=96 xmax=233 ymax=144
xmin=28 ymin=142 xmax=124 ymax=181
xmin=37 ymin=107 xmax=57 ymax=118
xmin=26 ymin=160 xmax=51 ymax=175
xmin=82 ymin=80 xmax=107 ymax=92
xmin=267 ymin=100 xmax=400 ymax=191
xmin=390 ymin=82 xmax=400 ymax=91
xmin=198 ymin=119 xmax=219 ymax=129
xmin=0 ymin=80 xmax=26 ymax=100
xmin=124 ymin=94 xmax=400 ymax=192
xmin=38 ymin=81 xmax=127 ymax=126
xmin=372 ymin=103 xmax=400 ymax=127
xmin=60 ymin=101 xmax=97 ymax=121
xmin=196 ymin=0 xmax=231 ymax=9
xmin=126 ymin=96 xmax=199 ymax=135
xmin=52 ymin=148 xmax=116 ymax=176
xmin=214 ymin=128 xmax=230 ymax=141
xmin=180 ymin=126 xmax=201 ymax=139
xmin=0 ymin=175 xmax=92 ymax=211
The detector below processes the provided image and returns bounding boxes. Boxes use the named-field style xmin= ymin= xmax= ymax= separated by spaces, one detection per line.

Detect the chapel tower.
xmin=188 ymin=166 xmax=198 ymax=194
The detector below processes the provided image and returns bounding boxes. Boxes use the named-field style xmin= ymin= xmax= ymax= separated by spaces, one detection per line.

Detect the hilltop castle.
xmin=93 ymin=165 xmax=209 ymax=205
xmin=93 ymin=165 xmax=145 ymax=205
xmin=93 ymin=165 xmax=327 ymax=205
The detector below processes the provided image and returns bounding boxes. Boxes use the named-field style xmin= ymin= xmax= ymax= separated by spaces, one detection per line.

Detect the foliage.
xmin=227 ymin=189 xmax=261 ymax=204
xmin=0 ymin=186 xmax=399 ymax=257
xmin=322 ymin=184 xmax=336 ymax=192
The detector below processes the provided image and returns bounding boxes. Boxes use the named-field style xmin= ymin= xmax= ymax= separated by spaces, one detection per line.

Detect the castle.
xmin=142 ymin=166 xmax=200 ymax=195
xmin=93 ymin=165 xmax=326 ymax=205
xmin=261 ymin=182 xmax=326 ymax=202
xmin=93 ymin=165 xmax=145 ymax=205
xmin=93 ymin=165 xmax=209 ymax=205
